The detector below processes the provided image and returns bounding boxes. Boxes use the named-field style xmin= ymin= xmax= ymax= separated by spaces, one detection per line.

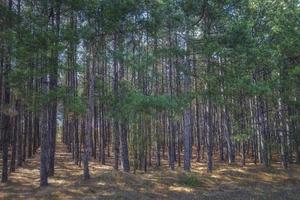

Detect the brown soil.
xmin=1 ymin=142 xmax=300 ymax=200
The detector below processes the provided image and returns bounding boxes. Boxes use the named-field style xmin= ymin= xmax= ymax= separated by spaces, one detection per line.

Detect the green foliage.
xmin=66 ymin=96 xmax=86 ymax=115
xmin=232 ymin=132 xmax=252 ymax=142
xmin=179 ymin=173 xmax=202 ymax=188
xmin=2 ymin=0 xmax=299 ymax=172
xmin=111 ymin=89 xmax=178 ymax=121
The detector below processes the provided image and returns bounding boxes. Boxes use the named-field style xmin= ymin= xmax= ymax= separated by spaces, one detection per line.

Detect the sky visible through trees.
xmin=0 ymin=0 xmax=300 ymax=199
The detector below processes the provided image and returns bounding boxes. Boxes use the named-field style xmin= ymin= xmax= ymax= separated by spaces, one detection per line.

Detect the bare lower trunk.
xmin=183 ymin=29 xmax=191 ymax=171
xmin=40 ymin=90 xmax=49 ymax=186
xmin=278 ymin=97 xmax=288 ymax=169
xmin=120 ymin=122 xmax=130 ymax=172
xmin=83 ymin=45 xmax=95 ymax=180
xmin=183 ymin=106 xmax=191 ymax=171
xmin=206 ymin=99 xmax=213 ymax=173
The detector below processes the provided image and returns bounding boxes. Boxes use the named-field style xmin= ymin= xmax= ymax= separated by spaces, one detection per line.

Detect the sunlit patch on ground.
xmin=169 ymin=185 xmax=194 ymax=192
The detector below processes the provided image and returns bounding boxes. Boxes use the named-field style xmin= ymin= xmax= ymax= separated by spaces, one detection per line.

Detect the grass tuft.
xmin=179 ymin=173 xmax=202 ymax=188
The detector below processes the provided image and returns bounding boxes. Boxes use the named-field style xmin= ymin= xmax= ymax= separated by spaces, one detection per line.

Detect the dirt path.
xmin=1 ymin=142 xmax=300 ymax=200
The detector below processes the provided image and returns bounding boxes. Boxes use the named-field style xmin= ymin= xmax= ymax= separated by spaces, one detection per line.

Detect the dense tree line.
xmin=0 ymin=0 xmax=299 ymax=186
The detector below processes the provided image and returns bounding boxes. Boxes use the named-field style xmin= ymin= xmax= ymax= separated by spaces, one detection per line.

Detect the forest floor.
xmin=1 ymin=142 xmax=300 ymax=200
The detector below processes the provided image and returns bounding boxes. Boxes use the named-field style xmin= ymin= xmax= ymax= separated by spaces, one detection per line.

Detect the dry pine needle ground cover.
xmin=1 ymin=142 xmax=300 ymax=200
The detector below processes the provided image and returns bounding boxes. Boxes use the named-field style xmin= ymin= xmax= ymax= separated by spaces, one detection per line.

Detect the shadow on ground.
xmin=1 ymin=142 xmax=300 ymax=200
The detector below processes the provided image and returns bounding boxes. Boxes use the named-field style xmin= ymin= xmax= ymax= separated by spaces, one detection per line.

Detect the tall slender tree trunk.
xmin=1 ymin=39 xmax=11 ymax=183
xmin=27 ymin=111 xmax=33 ymax=158
xmin=16 ymin=102 xmax=23 ymax=167
xmin=219 ymin=60 xmax=234 ymax=164
xmin=120 ymin=122 xmax=130 ymax=172
xmin=83 ymin=45 xmax=95 ymax=180
xmin=206 ymin=98 xmax=213 ymax=173
xmin=183 ymin=27 xmax=191 ymax=171
xmin=40 ymin=60 xmax=49 ymax=186
xmin=205 ymin=57 xmax=213 ymax=173
xmin=257 ymin=96 xmax=270 ymax=167
xmin=196 ymin=98 xmax=201 ymax=162
xmin=10 ymin=111 xmax=17 ymax=172
xmin=113 ymin=32 xmax=120 ymax=170
xmin=101 ymin=107 xmax=106 ymax=165
xmin=48 ymin=2 xmax=60 ymax=177
xmin=278 ymin=97 xmax=288 ymax=169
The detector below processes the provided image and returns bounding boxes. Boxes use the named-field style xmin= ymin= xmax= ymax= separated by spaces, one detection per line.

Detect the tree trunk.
xmin=10 ymin=114 xmax=17 ymax=173
xmin=257 ymin=96 xmax=270 ymax=167
xmin=83 ymin=45 xmax=95 ymax=180
xmin=120 ymin=122 xmax=130 ymax=172
xmin=27 ymin=111 xmax=33 ymax=158
xmin=278 ymin=97 xmax=288 ymax=169
xmin=206 ymin=99 xmax=213 ymax=173
xmin=40 ymin=78 xmax=49 ymax=186
xmin=1 ymin=58 xmax=10 ymax=182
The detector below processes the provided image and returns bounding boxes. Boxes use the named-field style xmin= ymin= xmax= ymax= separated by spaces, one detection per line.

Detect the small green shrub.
xmin=179 ymin=173 xmax=201 ymax=187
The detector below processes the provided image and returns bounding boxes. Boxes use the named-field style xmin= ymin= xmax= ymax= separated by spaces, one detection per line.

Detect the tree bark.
xmin=83 ymin=45 xmax=95 ymax=180
xmin=183 ymin=28 xmax=191 ymax=171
